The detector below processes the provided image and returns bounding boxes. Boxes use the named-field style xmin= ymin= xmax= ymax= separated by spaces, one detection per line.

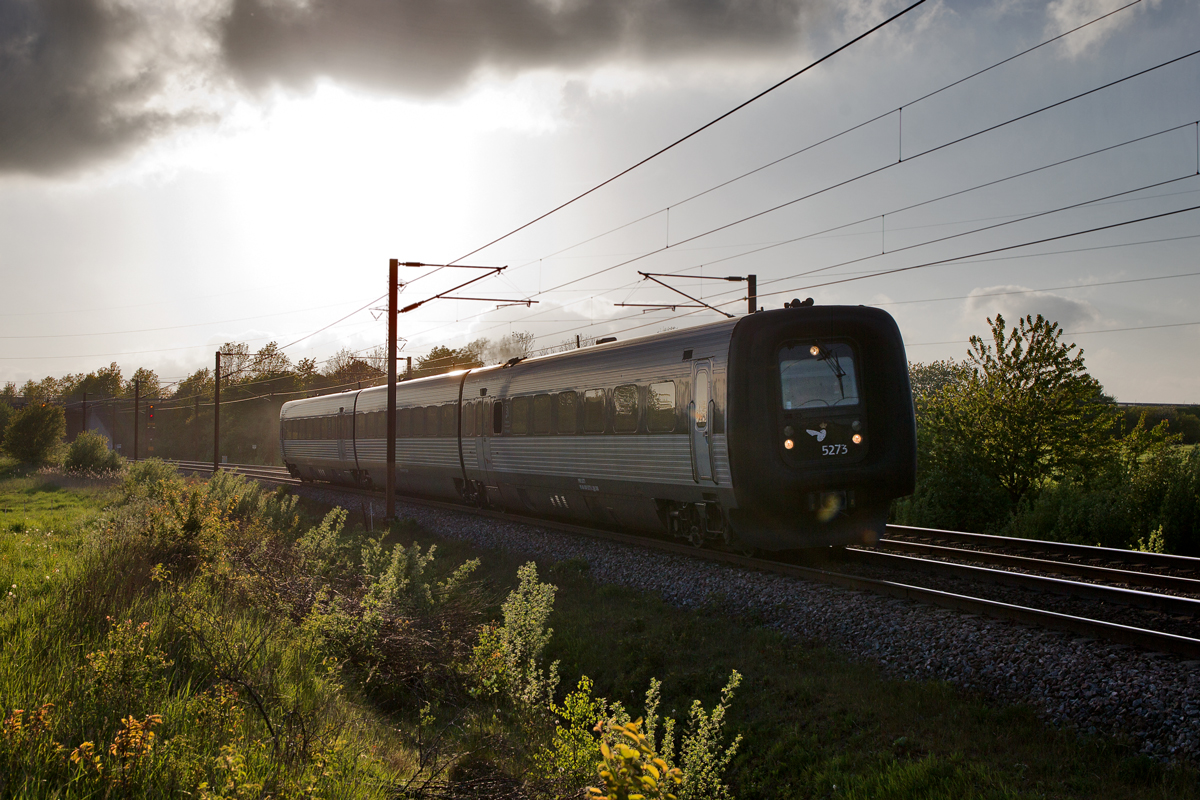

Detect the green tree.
xmin=414 ymin=340 xmax=487 ymax=377
xmin=924 ymin=314 xmax=1117 ymax=508
xmin=0 ymin=400 xmax=13 ymax=451
xmin=174 ymin=367 xmax=213 ymax=402
xmin=323 ymin=348 xmax=384 ymax=386
xmin=3 ymin=402 xmax=67 ymax=464
xmin=250 ymin=341 xmax=292 ymax=378
xmin=125 ymin=367 xmax=161 ymax=399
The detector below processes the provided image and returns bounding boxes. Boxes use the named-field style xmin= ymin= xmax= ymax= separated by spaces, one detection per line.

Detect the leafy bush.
xmin=64 ymin=430 xmax=124 ymax=474
xmin=496 ymin=561 xmax=560 ymax=719
xmin=587 ymin=672 xmax=742 ymax=800
xmin=0 ymin=401 xmax=13 ymax=450
xmin=123 ymin=458 xmax=183 ymax=499
xmin=3 ymin=402 xmax=66 ymax=464
xmin=589 ymin=717 xmax=683 ymax=800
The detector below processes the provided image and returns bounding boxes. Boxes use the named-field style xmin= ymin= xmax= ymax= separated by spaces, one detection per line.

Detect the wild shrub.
xmin=124 ymin=458 xmax=183 ymax=499
xmin=81 ymin=616 xmax=174 ymax=720
xmin=586 ymin=671 xmax=742 ymax=800
xmin=673 ymin=670 xmax=742 ymax=800
xmin=0 ymin=704 xmax=64 ymax=783
xmin=64 ymin=430 xmax=124 ymax=475
xmin=1135 ymin=525 xmax=1168 ymax=553
xmin=496 ymin=561 xmax=560 ymax=722
xmin=295 ymin=515 xmax=482 ymax=704
xmin=589 ymin=717 xmax=682 ymax=800
xmin=532 ymin=675 xmax=610 ymax=791
xmin=3 ymin=402 xmax=66 ymax=464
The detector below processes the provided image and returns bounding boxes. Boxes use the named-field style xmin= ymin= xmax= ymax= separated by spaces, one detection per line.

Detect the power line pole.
xmin=213 ymin=351 xmax=221 ymax=474
xmin=384 ymin=259 xmax=510 ymax=522
xmin=81 ymin=391 xmax=86 ymax=437
xmin=133 ymin=380 xmax=140 ymax=462
xmin=747 ymin=274 xmax=757 ymax=314
xmin=386 ymin=259 xmax=399 ymax=521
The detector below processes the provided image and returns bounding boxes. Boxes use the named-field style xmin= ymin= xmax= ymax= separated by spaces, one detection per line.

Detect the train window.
xmin=463 ymin=401 xmax=475 ymax=437
xmin=441 ymin=404 xmax=456 ymax=437
xmin=533 ymin=394 xmax=552 ymax=434
xmin=493 ymin=400 xmax=503 ymax=435
xmin=476 ymin=400 xmax=486 ymax=436
xmin=512 ymin=396 xmax=530 ymax=435
xmin=411 ymin=406 xmax=425 ymax=436
xmin=694 ymin=374 xmax=709 ymax=430
xmin=398 ymin=407 xmax=411 ymax=437
xmin=584 ymin=389 xmax=605 ymax=433
xmin=427 ymin=406 xmax=441 ymax=437
xmin=778 ymin=341 xmax=860 ymax=409
xmin=339 ymin=415 xmax=352 ymax=440
xmin=614 ymin=384 xmax=639 ymax=432
xmin=557 ymin=391 xmax=577 ymax=434
xmin=647 ymin=382 xmax=676 ymax=432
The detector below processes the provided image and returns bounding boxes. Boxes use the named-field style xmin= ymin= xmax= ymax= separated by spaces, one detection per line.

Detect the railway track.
xmin=162 ymin=458 xmax=1200 ymax=660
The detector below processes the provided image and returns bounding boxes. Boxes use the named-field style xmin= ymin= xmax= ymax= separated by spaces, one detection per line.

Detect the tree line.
xmin=0 ymin=332 xmax=545 ymax=465
xmin=6 ymin=316 xmax=1197 ymax=555
xmin=896 ymin=313 xmax=1200 ymax=556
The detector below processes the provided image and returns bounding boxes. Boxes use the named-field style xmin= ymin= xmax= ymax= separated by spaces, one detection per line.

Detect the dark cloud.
xmin=221 ymin=0 xmax=814 ymax=95
xmin=0 ymin=0 xmax=815 ymax=175
xmin=0 ymin=0 xmax=217 ymax=176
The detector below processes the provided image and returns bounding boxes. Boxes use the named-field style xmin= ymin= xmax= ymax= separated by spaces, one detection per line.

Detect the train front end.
xmin=725 ymin=304 xmax=915 ymax=550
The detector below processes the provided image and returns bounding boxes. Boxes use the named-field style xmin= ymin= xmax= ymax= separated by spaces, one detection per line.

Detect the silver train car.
xmin=279 ymin=305 xmax=916 ymax=550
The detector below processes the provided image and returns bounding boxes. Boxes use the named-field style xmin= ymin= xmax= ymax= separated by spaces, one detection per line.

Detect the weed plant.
xmin=2 ymin=467 xmax=1198 ymax=798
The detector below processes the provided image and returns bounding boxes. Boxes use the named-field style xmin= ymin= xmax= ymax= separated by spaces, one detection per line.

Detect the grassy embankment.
xmin=0 ymin=455 xmax=1196 ymax=799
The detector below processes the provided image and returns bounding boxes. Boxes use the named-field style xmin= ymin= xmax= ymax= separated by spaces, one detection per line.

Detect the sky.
xmin=1 ymin=0 xmax=1198 ymax=403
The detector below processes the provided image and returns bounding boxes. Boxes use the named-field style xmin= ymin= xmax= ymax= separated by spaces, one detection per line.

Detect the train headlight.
xmin=784 ymin=439 xmax=794 ymax=450
xmin=852 ymin=434 xmax=863 ymax=444
xmin=809 ymin=345 xmax=820 ymax=356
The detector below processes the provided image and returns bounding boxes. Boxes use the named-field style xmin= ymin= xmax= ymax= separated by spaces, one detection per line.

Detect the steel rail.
xmin=161 ymin=460 xmax=1200 ymax=659
xmin=869 ymin=538 xmax=1200 ymax=596
xmin=844 ymin=548 xmax=1200 ymax=618
xmin=886 ymin=524 xmax=1200 ymax=574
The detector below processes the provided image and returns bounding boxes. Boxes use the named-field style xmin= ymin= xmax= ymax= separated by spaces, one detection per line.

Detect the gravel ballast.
xmin=299 ymin=485 xmax=1200 ymax=764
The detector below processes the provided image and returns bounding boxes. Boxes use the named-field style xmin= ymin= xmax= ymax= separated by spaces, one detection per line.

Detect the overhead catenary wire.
xmin=387 ymin=57 xmax=1200 ymax=352
xmin=438 ymin=0 xmax=932 ymax=273
xmin=4 ymin=1 xmax=1184 ymax=387
xmin=4 ymin=0 xmax=1145 ymax=370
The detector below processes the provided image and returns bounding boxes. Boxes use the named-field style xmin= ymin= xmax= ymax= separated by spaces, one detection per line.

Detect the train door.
xmin=479 ymin=398 xmax=501 ymax=485
xmin=690 ymin=359 xmax=715 ymax=483
xmin=337 ymin=409 xmax=353 ymax=464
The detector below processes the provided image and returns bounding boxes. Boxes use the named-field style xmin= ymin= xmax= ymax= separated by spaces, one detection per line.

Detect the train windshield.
xmin=778 ymin=342 xmax=860 ymax=409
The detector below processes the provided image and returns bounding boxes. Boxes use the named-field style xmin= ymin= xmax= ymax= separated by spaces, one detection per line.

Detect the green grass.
xmin=0 ymin=471 xmax=120 ymax=610
xmin=2 ymin=470 xmax=1196 ymax=799
xmin=376 ymin=511 xmax=1199 ymax=800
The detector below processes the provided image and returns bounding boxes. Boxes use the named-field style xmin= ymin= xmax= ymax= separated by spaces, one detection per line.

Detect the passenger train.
xmin=279 ymin=304 xmax=916 ymax=550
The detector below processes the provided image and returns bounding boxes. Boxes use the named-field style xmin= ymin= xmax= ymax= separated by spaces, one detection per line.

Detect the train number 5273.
xmin=821 ymin=444 xmax=848 ymax=456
